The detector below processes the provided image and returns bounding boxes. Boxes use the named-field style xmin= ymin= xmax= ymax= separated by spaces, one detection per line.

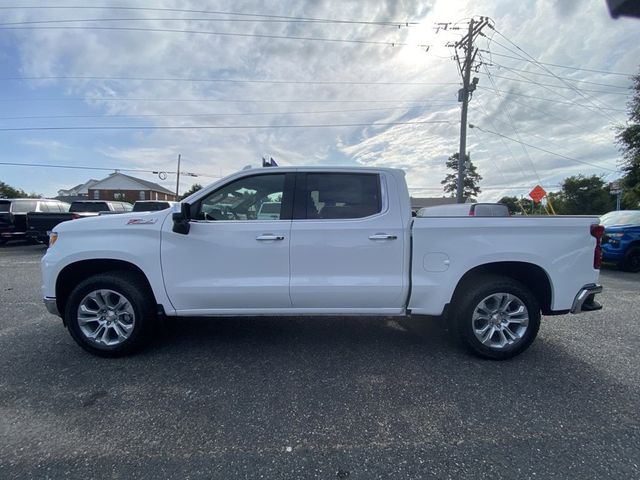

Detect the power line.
xmin=0 ymin=74 xmax=458 ymax=87
xmin=486 ymin=32 xmax=620 ymax=122
xmin=475 ymin=87 xmax=626 ymax=112
xmin=0 ymin=25 xmax=419 ymax=47
xmin=0 ymin=119 xmax=452 ymax=132
xmin=0 ymin=17 xmax=413 ymax=27
xmin=0 ymin=105 xmax=448 ymax=121
xmin=488 ymin=62 xmax=632 ymax=89
xmin=0 ymin=161 xmax=223 ymax=179
xmin=478 ymin=53 xmax=620 ymax=122
xmin=481 ymin=62 xmax=543 ymax=185
xmin=478 ymin=51 xmax=634 ymax=77
xmin=470 ymin=125 xmax=619 ymax=173
xmin=0 ymin=5 xmax=418 ymax=27
xmin=478 ymin=72 xmax=630 ymax=96
xmin=0 ymin=96 xmax=458 ymax=104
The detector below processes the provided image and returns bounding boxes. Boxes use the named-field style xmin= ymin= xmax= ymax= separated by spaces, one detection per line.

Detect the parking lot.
xmin=0 ymin=243 xmax=638 ymax=479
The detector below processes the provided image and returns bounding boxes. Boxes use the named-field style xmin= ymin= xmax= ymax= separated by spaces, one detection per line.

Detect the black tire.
xmin=450 ymin=274 xmax=541 ymax=360
xmin=64 ymin=271 xmax=155 ymax=357
xmin=621 ymin=246 xmax=640 ymax=273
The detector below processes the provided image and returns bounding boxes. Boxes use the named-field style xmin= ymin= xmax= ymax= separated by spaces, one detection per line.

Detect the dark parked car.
xmin=26 ymin=200 xmax=132 ymax=244
xmin=0 ymin=198 xmax=70 ymax=245
xmin=600 ymin=210 xmax=640 ymax=272
xmin=132 ymin=200 xmax=178 ymax=212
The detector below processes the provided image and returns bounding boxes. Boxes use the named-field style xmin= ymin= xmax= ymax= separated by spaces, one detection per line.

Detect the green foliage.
xmin=498 ymin=196 xmax=549 ymax=215
xmin=616 ymin=73 xmax=640 ymax=208
xmin=179 ymin=183 xmax=203 ymax=200
xmin=441 ymin=153 xmax=482 ymax=200
xmin=553 ymin=175 xmax=615 ymax=215
xmin=0 ymin=181 xmax=41 ymax=199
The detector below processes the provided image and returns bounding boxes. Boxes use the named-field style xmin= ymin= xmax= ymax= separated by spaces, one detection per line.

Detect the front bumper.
xmin=44 ymin=297 xmax=60 ymax=317
xmin=571 ymin=284 xmax=603 ymax=314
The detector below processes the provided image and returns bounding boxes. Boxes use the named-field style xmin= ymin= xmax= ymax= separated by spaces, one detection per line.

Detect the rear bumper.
xmin=571 ymin=284 xmax=603 ymax=314
xmin=0 ymin=230 xmax=25 ymax=238
xmin=43 ymin=297 xmax=60 ymax=317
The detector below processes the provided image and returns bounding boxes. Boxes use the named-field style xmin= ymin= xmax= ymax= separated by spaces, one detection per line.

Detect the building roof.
xmin=89 ymin=172 xmax=174 ymax=195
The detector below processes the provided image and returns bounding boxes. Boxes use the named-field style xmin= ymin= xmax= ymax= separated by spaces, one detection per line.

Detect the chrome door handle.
xmin=256 ymin=234 xmax=285 ymax=241
xmin=369 ymin=233 xmax=397 ymax=240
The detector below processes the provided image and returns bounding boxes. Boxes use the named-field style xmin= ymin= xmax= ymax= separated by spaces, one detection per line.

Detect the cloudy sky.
xmin=0 ymin=0 xmax=638 ymax=200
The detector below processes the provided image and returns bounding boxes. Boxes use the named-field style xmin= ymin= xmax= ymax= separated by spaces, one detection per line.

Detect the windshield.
xmin=133 ymin=202 xmax=169 ymax=212
xmin=600 ymin=210 xmax=640 ymax=226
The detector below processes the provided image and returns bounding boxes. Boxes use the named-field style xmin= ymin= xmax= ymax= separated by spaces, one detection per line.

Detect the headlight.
xmin=49 ymin=232 xmax=59 ymax=247
xmin=608 ymin=232 xmax=624 ymax=238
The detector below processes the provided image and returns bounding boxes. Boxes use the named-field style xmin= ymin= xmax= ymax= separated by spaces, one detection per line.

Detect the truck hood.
xmin=54 ymin=210 xmax=170 ymax=234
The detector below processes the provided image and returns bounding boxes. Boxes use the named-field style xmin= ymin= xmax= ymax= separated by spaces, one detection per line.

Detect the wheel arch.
xmin=451 ymin=261 xmax=554 ymax=315
xmin=56 ymin=259 xmax=158 ymax=317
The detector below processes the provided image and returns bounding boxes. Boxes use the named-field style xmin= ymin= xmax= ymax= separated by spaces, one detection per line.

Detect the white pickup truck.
xmin=41 ymin=166 xmax=604 ymax=359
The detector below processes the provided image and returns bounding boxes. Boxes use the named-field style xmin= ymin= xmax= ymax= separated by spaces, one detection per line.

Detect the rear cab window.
xmin=301 ymin=172 xmax=382 ymax=220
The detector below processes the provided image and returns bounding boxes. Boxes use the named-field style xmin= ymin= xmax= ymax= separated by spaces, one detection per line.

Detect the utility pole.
xmin=175 ymin=153 xmax=181 ymax=199
xmin=453 ymin=17 xmax=490 ymax=203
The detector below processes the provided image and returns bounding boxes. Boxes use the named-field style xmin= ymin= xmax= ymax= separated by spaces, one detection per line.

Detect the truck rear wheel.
xmin=451 ymin=275 xmax=541 ymax=360
xmin=64 ymin=271 xmax=155 ymax=357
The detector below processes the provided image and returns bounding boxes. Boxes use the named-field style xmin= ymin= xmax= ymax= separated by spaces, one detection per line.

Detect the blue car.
xmin=600 ymin=210 xmax=640 ymax=272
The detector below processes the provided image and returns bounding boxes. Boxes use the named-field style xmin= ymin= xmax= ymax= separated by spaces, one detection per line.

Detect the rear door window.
xmin=303 ymin=173 xmax=381 ymax=219
xmin=10 ymin=200 xmax=38 ymax=213
xmin=0 ymin=201 xmax=10 ymax=212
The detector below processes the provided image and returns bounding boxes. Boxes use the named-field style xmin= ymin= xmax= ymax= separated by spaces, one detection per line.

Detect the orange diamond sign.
xmin=529 ymin=185 xmax=547 ymax=204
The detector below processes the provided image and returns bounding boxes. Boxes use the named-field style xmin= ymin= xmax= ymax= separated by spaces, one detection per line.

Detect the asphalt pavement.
xmin=1 ymin=243 xmax=639 ymax=479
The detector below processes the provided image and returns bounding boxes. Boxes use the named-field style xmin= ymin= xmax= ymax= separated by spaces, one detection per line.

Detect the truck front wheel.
xmin=451 ymin=275 xmax=541 ymax=360
xmin=64 ymin=272 xmax=155 ymax=357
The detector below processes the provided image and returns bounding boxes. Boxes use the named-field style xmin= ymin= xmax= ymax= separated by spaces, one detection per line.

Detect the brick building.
xmin=86 ymin=172 xmax=176 ymax=204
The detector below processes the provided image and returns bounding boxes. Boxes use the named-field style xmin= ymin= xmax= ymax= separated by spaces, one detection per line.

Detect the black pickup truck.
xmin=26 ymin=200 xmax=132 ymax=244
xmin=1 ymin=198 xmax=70 ymax=245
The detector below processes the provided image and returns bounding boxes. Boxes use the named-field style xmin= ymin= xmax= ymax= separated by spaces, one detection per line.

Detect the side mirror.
xmin=172 ymin=202 xmax=191 ymax=235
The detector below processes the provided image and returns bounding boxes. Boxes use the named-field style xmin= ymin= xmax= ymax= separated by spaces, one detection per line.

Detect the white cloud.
xmin=2 ymin=0 xmax=638 ymax=199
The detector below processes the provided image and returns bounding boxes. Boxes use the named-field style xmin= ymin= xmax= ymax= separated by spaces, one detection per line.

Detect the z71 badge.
xmin=126 ymin=218 xmax=158 ymax=225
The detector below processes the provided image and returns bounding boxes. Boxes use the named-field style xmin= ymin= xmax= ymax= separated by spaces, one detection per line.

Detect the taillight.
xmin=71 ymin=213 xmax=80 ymax=220
xmin=590 ymin=224 xmax=605 ymax=269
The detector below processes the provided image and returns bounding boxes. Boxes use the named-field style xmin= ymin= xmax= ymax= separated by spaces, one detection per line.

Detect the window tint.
xmin=305 ymin=173 xmax=381 ymax=219
xmin=0 ymin=201 xmax=10 ymax=212
xmin=70 ymin=202 xmax=109 ymax=212
xmin=198 ymin=174 xmax=286 ymax=221
xmin=10 ymin=200 xmax=38 ymax=213
xmin=134 ymin=201 xmax=169 ymax=212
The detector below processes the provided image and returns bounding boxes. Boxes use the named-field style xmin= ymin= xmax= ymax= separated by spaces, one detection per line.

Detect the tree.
xmin=616 ymin=72 xmax=640 ymax=209
xmin=179 ymin=183 xmax=202 ymax=200
xmin=0 ymin=181 xmax=40 ymax=199
xmin=441 ymin=153 xmax=482 ymax=200
xmin=553 ymin=175 xmax=614 ymax=215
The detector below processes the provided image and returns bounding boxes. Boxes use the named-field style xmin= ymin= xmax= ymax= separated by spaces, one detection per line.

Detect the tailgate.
xmin=27 ymin=212 xmax=74 ymax=233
